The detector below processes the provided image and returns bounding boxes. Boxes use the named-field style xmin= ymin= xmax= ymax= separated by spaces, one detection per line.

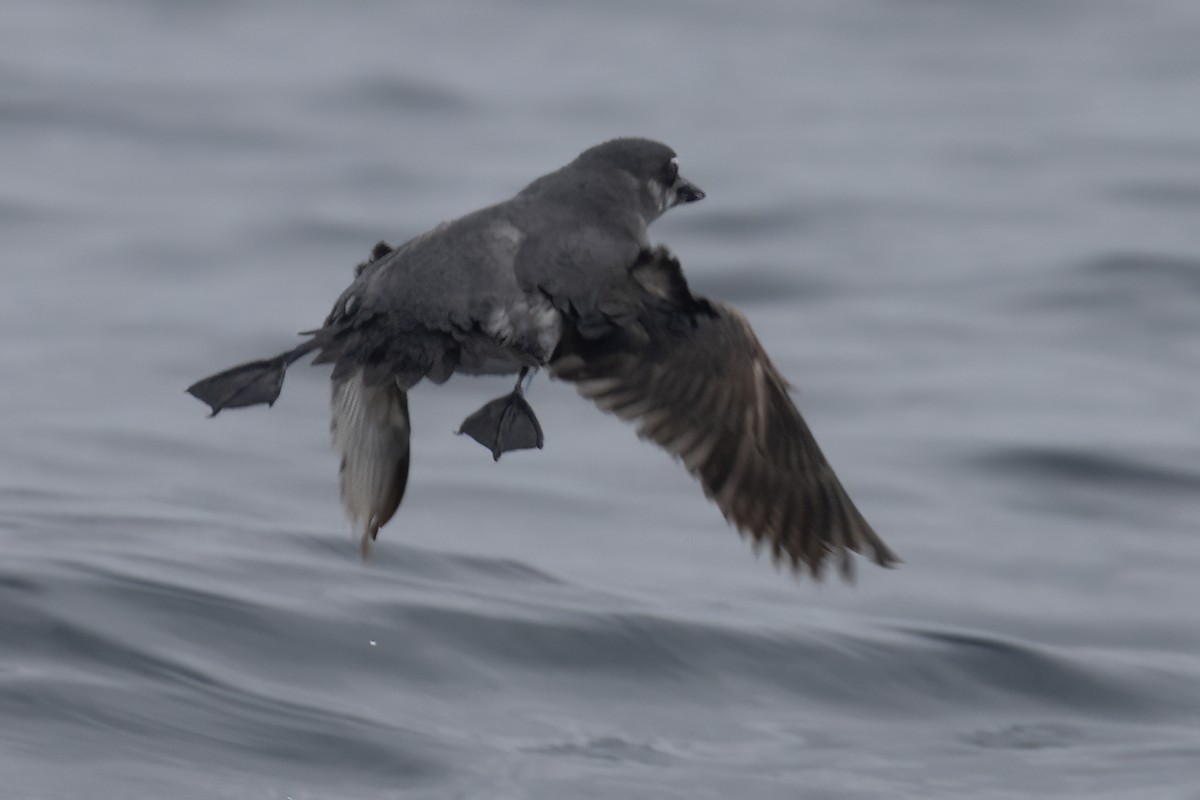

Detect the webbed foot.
xmin=187 ymin=356 xmax=289 ymax=416
xmin=457 ymin=389 xmax=544 ymax=461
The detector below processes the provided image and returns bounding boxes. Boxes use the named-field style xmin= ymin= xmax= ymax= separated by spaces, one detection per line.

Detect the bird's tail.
xmin=331 ymin=369 xmax=411 ymax=558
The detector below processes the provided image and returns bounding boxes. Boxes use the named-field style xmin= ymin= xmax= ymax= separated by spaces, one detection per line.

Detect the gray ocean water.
xmin=3 ymin=0 xmax=1200 ymax=797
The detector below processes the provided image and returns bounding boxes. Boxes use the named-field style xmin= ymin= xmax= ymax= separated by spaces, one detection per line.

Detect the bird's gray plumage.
xmin=187 ymin=138 xmax=897 ymax=578
xmin=312 ymin=138 xmax=682 ymax=387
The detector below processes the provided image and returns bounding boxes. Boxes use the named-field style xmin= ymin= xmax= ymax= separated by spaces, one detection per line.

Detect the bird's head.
xmin=571 ymin=138 xmax=705 ymax=225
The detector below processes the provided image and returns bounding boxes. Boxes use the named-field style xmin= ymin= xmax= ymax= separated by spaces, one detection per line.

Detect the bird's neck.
xmin=521 ymin=168 xmax=650 ymax=240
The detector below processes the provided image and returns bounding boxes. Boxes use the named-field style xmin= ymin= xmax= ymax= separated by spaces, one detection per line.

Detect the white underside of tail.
xmin=331 ymin=370 xmax=410 ymax=557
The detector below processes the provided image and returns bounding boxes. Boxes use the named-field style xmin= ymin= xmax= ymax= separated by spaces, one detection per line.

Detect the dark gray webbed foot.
xmin=457 ymin=371 xmax=544 ymax=461
xmin=187 ymin=356 xmax=289 ymax=416
xmin=186 ymin=338 xmax=320 ymax=416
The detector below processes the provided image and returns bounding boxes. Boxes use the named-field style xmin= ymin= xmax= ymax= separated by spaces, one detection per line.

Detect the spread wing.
xmin=551 ymin=248 xmax=898 ymax=580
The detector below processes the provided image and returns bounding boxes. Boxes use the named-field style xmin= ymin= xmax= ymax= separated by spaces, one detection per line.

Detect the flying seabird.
xmin=187 ymin=138 xmax=898 ymax=579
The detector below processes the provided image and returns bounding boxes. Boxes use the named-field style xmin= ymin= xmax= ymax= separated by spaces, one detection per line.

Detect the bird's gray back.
xmin=314 ymin=184 xmax=644 ymax=386
xmin=350 ymin=202 xmax=527 ymax=330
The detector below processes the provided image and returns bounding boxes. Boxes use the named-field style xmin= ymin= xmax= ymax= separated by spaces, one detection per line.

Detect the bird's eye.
xmin=664 ymin=157 xmax=679 ymax=183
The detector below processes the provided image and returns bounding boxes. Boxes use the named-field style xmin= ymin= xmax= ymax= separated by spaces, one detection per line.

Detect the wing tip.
xmin=735 ymin=517 xmax=898 ymax=584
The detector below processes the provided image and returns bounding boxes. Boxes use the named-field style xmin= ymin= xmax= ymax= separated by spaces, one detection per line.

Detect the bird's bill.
xmin=673 ymin=178 xmax=705 ymax=204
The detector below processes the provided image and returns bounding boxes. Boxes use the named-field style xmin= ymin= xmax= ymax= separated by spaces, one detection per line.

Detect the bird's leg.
xmin=457 ymin=367 xmax=545 ymax=461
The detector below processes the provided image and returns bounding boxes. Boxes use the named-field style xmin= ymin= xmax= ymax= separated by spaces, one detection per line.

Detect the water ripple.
xmin=970 ymin=445 xmax=1200 ymax=496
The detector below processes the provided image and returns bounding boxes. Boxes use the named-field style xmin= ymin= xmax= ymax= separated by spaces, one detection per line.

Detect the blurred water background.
xmin=2 ymin=0 xmax=1200 ymax=797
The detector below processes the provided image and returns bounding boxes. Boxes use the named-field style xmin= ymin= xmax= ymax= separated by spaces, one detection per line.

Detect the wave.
xmin=4 ymin=541 xmax=1196 ymax=753
xmin=970 ymin=444 xmax=1200 ymax=496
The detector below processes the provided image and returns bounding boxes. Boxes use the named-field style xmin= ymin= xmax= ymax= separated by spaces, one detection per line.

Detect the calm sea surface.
xmin=3 ymin=0 xmax=1200 ymax=797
